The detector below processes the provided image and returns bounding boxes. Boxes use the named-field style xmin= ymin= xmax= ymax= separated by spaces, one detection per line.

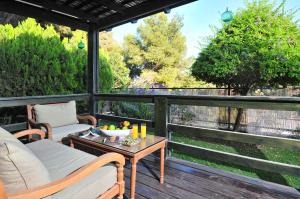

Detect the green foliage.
xmin=124 ymin=13 xmax=208 ymax=88
xmin=0 ymin=19 xmax=114 ymax=97
xmin=124 ymin=13 xmax=186 ymax=75
xmin=192 ymin=0 xmax=300 ymax=94
xmin=100 ymin=31 xmax=130 ymax=88
xmin=0 ymin=19 xmax=78 ymax=96
xmin=99 ymin=49 xmax=114 ymax=93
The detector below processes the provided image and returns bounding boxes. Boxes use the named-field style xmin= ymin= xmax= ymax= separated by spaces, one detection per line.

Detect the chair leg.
xmin=116 ymin=163 xmax=125 ymax=199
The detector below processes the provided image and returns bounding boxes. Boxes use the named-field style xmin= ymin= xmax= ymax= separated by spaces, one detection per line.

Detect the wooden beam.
xmin=168 ymin=124 xmax=300 ymax=150
xmin=94 ymin=94 xmax=154 ymax=103
xmin=167 ymin=95 xmax=300 ymax=111
xmin=21 ymin=0 xmax=88 ymax=20
xmin=73 ymin=0 xmax=93 ymax=9
xmin=0 ymin=1 xmax=88 ymax=30
xmin=61 ymin=0 xmax=76 ymax=6
xmin=93 ymin=0 xmax=125 ymax=15
xmin=169 ymin=141 xmax=300 ymax=177
xmin=96 ymin=114 xmax=154 ymax=127
xmin=0 ymin=94 xmax=90 ymax=108
xmin=96 ymin=0 xmax=198 ymax=30
xmin=87 ymin=23 xmax=99 ymax=115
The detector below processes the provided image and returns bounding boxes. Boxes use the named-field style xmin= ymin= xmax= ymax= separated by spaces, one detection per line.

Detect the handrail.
xmin=95 ymin=93 xmax=300 ymax=102
xmin=0 ymin=93 xmax=90 ymax=108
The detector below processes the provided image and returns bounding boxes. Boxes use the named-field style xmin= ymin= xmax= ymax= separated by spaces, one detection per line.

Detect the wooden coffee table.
xmin=69 ymin=133 xmax=167 ymax=199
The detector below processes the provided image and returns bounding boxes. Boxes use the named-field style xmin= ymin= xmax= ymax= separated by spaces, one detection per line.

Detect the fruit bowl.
xmin=100 ymin=129 xmax=131 ymax=137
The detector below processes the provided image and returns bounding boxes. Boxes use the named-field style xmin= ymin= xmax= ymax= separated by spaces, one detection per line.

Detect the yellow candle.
xmin=132 ymin=124 xmax=138 ymax=139
xmin=140 ymin=123 xmax=146 ymax=139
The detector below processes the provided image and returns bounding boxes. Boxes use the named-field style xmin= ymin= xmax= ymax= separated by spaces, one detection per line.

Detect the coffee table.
xmin=69 ymin=133 xmax=167 ymax=199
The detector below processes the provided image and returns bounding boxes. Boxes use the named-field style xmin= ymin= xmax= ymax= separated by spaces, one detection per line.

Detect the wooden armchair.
xmin=0 ymin=129 xmax=125 ymax=199
xmin=27 ymin=102 xmax=97 ymax=141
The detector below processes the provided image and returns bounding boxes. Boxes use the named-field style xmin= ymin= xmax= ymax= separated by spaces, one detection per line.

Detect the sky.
xmin=111 ymin=0 xmax=300 ymax=58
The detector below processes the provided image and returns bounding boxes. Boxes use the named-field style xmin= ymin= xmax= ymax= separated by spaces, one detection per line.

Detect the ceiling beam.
xmin=0 ymin=1 xmax=89 ymax=30
xmin=20 ymin=0 xmax=88 ymax=20
xmin=96 ymin=0 xmax=198 ymax=30
xmin=73 ymin=0 xmax=93 ymax=10
xmin=97 ymin=0 xmax=125 ymax=15
xmin=61 ymin=0 xmax=76 ymax=6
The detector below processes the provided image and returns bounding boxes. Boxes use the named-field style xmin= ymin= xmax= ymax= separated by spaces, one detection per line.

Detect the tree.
xmin=0 ymin=18 xmax=114 ymax=96
xmin=123 ymin=13 xmax=206 ymax=87
xmin=100 ymin=31 xmax=130 ymax=88
xmin=191 ymin=0 xmax=300 ymax=130
xmin=123 ymin=13 xmax=184 ymax=77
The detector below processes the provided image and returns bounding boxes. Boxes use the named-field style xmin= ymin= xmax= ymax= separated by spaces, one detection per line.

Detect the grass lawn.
xmin=98 ymin=120 xmax=300 ymax=189
xmin=171 ymin=132 xmax=300 ymax=189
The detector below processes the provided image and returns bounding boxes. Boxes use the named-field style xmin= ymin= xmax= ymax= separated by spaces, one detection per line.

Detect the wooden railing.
xmin=1 ymin=93 xmax=300 ymax=178
xmin=94 ymin=93 xmax=300 ymax=178
xmin=0 ymin=94 xmax=89 ymax=131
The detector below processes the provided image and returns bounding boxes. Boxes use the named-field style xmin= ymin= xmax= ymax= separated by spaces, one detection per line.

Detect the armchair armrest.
xmin=14 ymin=129 xmax=45 ymax=140
xmin=8 ymin=153 xmax=125 ymax=199
xmin=77 ymin=115 xmax=97 ymax=126
xmin=28 ymin=119 xmax=53 ymax=139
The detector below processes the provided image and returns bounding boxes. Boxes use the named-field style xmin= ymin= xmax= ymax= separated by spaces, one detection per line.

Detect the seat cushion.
xmin=26 ymin=140 xmax=117 ymax=199
xmin=0 ymin=127 xmax=50 ymax=193
xmin=52 ymin=124 xmax=92 ymax=142
xmin=34 ymin=101 xmax=79 ymax=128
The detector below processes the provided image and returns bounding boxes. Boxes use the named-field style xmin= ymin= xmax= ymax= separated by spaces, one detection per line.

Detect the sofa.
xmin=27 ymin=101 xmax=97 ymax=142
xmin=0 ymin=127 xmax=125 ymax=199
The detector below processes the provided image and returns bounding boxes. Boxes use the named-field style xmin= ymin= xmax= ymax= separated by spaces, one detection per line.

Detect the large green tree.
xmin=124 ymin=13 xmax=206 ymax=87
xmin=0 ymin=18 xmax=114 ymax=97
xmin=192 ymin=0 xmax=300 ymax=94
xmin=124 ymin=13 xmax=186 ymax=76
xmin=192 ymin=0 xmax=300 ymax=130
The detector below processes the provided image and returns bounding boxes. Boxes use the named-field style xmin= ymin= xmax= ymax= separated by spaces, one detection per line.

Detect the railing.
xmin=1 ymin=93 xmax=300 ymax=178
xmin=0 ymin=94 xmax=90 ymax=131
xmin=94 ymin=93 xmax=300 ymax=178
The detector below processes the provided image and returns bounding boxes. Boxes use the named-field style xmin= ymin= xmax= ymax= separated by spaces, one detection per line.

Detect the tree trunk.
xmin=233 ymin=108 xmax=243 ymax=131
xmin=227 ymin=85 xmax=231 ymax=130
xmin=232 ymin=88 xmax=249 ymax=132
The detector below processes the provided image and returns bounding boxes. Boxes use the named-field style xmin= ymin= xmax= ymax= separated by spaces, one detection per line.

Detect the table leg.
xmin=130 ymin=158 xmax=137 ymax=199
xmin=160 ymin=146 xmax=165 ymax=184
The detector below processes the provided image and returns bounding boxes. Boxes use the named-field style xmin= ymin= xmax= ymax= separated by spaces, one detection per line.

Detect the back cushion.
xmin=0 ymin=127 xmax=50 ymax=193
xmin=34 ymin=100 xmax=79 ymax=128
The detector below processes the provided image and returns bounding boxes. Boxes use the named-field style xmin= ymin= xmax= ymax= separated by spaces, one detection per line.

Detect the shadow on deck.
xmin=121 ymin=156 xmax=300 ymax=199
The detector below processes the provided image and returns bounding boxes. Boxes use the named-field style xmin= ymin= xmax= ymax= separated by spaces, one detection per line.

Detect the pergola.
xmin=0 ymin=0 xmax=197 ymax=114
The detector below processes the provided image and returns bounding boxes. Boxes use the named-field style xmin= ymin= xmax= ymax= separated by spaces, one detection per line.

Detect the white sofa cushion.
xmin=26 ymin=139 xmax=117 ymax=199
xmin=51 ymin=124 xmax=92 ymax=142
xmin=34 ymin=101 xmax=79 ymax=128
xmin=0 ymin=127 xmax=50 ymax=193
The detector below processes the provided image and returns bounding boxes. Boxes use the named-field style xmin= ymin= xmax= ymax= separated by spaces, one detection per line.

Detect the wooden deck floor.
xmin=120 ymin=157 xmax=300 ymax=199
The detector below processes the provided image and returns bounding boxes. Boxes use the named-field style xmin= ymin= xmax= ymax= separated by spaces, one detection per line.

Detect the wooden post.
xmin=154 ymin=97 xmax=169 ymax=157
xmin=154 ymin=97 xmax=168 ymax=137
xmin=87 ymin=23 xmax=99 ymax=116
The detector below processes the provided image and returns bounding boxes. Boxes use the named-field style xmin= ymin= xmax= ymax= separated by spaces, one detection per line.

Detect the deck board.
xmin=117 ymin=156 xmax=300 ymax=199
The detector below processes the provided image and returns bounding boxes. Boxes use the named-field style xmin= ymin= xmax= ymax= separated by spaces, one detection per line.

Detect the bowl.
xmin=101 ymin=129 xmax=131 ymax=137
